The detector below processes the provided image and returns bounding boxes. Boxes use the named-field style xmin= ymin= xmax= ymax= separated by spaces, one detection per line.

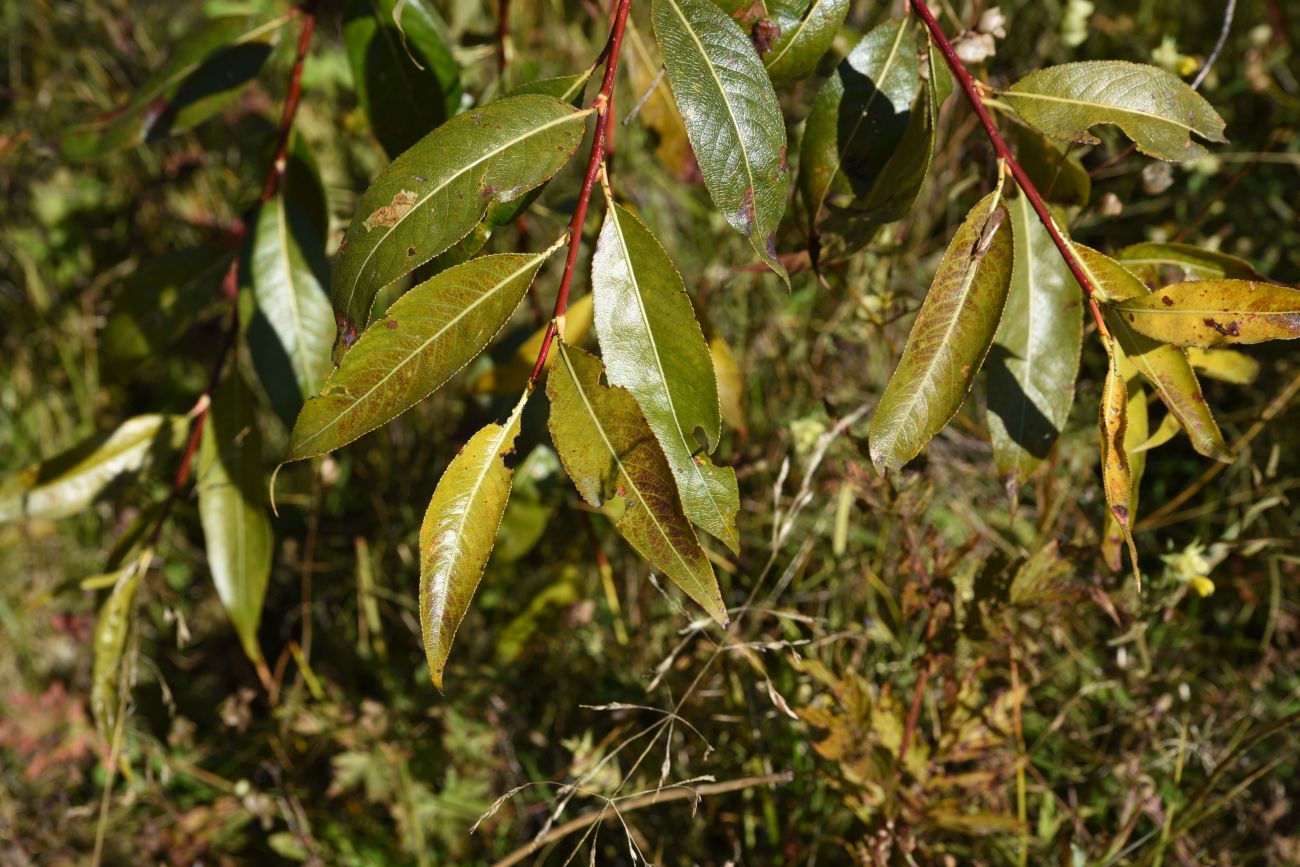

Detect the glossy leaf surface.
xmin=547 ymin=343 xmax=727 ymax=625
xmin=331 ymin=95 xmax=588 ymax=341
xmin=762 ymin=0 xmax=850 ymax=83
xmin=592 ymin=200 xmax=739 ymax=551
xmin=1004 ymin=61 xmax=1227 ymax=162
xmin=869 ymin=191 xmax=1013 ymax=472
xmin=987 ymin=194 xmax=1083 ymax=495
xmin=291 ymin=252 xmax=550 ymax=462
xmin=420 ymin=394 xmax=526 ymax=689
xmin=1107 ymin=280 xmax=1300 ymax=348
xmin=653 ymin=0 xmax=790 ymax=281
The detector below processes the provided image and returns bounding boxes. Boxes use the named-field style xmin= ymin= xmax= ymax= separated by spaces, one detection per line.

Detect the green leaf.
xmin=1075 ymin=245 xmax=1231 ymax=462
xmin=762 ymin=0 xmax=850 ymax=83
xmin=245 ymin=193 xmax=336 ymax=430
xmin=331 ymin=95 xmax=589 ymax=341
xmin=0 ymin=415 xmax=188 ymax=523
xmin=1010 ymin=124 xmax=1091 ymax=207
xmin=60 ymin=15 xmax=285 ymax=160
xmin=869 ymin=191 xmax=1014 ymax=472
xmin=508 ymin=71 xmax=592 ymax=102
xmin=91 ymin=548 xmax=151 ymax=738
xmin=592 ymin=199 xmax=740 ymax=552
xmin=800 ymin=19 xmax=919 ymax=259
xmin=103 ymin=248 xmax=231 ymax=368
xmin=547 ymin=342 xmax=728 ymax=625
xmin=1104 ymin=280 xmax=1300 ymax=348
xmin=1003 ymin=61 xmax=1228 ymax=162
xmin=1116 ymin=242 xmax=1262 ymax=283
xmin=198 ymin=373 xmax=273 ymax=665
xmin=1187 ymin=347 xmax=1260 ymax=385
xmin=986 ymin=194 xmax=1083 ymax=496
xmin=290 ymin=251 xmax=552 ymax=462
xmin=653 ymin=0 xmax=790 ymax=281
xmin=419 ymin=393 xmax=527 ymax=690
xmin=343 ymin=0 xmax=462 ymax=158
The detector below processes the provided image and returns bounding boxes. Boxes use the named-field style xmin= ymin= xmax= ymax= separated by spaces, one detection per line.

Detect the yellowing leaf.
xmin=420 ymin=393 xmax=527 ymax=690
xmin=709 ymin=329 xmax=747 ymax=436
xmin=1099 ymin=337 xmax=1140 ymax=586
xmin=1003 ymin=61 xmax=1227 ymax=162
xmin=1107 ymin=280 xmax=1300 ymax=348
xmin=592 ymin=199 xmax=739 ymax=552
xmin=547 ymin=342 xmax=728 ymax=625
xmin=289 ymin=251 xmax=552 ymax=463
xmin=1076 ymin=245 xmax=1231 ymax=462
xmin=987 ymin=193 xmax=1083 ymax=495
xmin=869 ymin=191 xmax=1014 ymax=472
xmin=198 ymin=373 xmax=273 ymax=665
xmin=653 ymin=0 xmax=790 ymax=281
xmin=1187 ymin=347 xmax=1260 ymax=385
xmin=1116 ymin=242 xmax=1263 ymax=283
xmin=331 ymin=96 xmax=589 ymax=341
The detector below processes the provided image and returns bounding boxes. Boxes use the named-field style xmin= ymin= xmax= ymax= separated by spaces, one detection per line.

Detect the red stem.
xmin=908 ymin=0 xmax=1107 ymax=330
xmin=527 ymin=0 xmax=634 ymax=385
xmin=261 ymin=2 xmax=317 ymax=203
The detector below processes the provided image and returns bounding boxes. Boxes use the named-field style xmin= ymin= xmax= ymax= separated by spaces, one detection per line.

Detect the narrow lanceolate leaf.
xmin=420 ymin=393 xmax=527 ymax=690
xmin=869 ymin=191 xmax=1014 ymax=472
xmin=1106 ymin=280 xmax=1300 ymax=348
xmin=547 ymin=342 xmax=728 ymax=625
xmin=1076 ymin=245 xmax=1231 ymax=462
xmin=987 ymin=194 xmax=1083 ymax=496
xmin=592 ymin=200 xmax=739 ymax=552
xmin=290 ymin=252 xmax=551 ymax=462
xmin=1117 ymin=242 xmax=1263 ymax=283
xmin=331 ymin=96 xmax=588 ymax=343
xmin=1003 ymin=61 xmax=1228 ymax=162
xmin=800 ymin=19 xmax=919 ymax=255
xmin=61 ymin=16 xmax=285 ymax=160
xmin=1099 ymin=337 xmax=1140 ymax=586
xmin=653 ymin=0 xmax=790 ymax=281
xmin=1188 ymin=347 xmax=1260 ymax=385
xmin=198 ymin=373 xmax=273 ymax=665
xmin=762 ymin=0 xmax=850 ymax=83
xmin=91 ymin=548 xmax=151 ymax=738
xmin=709 ymin=330 xmax=748 ymax=436
xmin=246 ymin=193 xmax=335 ymax=429
xmin=0 ymin=415 xmax=188 ymax=523
xmin=343 ymin=0 xmax=462 ymax=158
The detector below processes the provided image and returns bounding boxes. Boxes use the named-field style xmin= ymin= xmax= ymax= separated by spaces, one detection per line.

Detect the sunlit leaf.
xmin=869 ymin=191 xmax=1013 ymax=472
xmin=290 ymin=251 xmax=553 ymax=463
xmin=198 ymin=373 xmax=273 ymax=665
xmin=1106 ymin=280 xmax=1300 ymax=348
xmin=60 ymin=15 xmax=285 ymax=160
xmin=653 ymin=0 xmax=790 ymax=281
xmin=547 ymin=342 xmax=728 ymax=625
xmin=245 ymin=193 xmax=335 ymax=429
xmin=0 ymin=415 xmax=188 ymax=523
xmin=987 ymin=194 xmax=1083 ymax=496
xmin=1132 ymin=409 xmax=1181 ymax=454
xmin=468 ymin=293 xmax=595 ymax=395
xmin=1187 ymin=347 xmax=1260 ymax=385
xmin=420 ymin=393 xmax=527 ymax=689
xmin=91 ymin=548 xmax=152 ymax=737
xmin=709 ymin=328 xmax=747 ymax=437
xmin=344 ymin=0 xmax=462 ymax=158
xmin=592 ymin=199 xmax=739 ymax=552
xmin=1003 ymin=61 xmax=1228 ymax=162
xmin=331 ymin=95 xmax=589 ymax=343
xmin=762 ymin=0 xmax=850 ymax=83
xmin=1117 ymin=241 xmax=1263 ymax=284
xmin=1099 ymin=337 xmax=1140 ymax=584
xmin=1076 ymin=245 xmax=1231 ymax=462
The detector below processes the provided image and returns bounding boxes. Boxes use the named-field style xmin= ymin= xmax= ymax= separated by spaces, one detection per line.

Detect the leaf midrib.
xmin=764 ymin=0 xmax=832 ymax=72
xmin=272 ymin=196 xmax=313 ymax=391
xmin=1004 ymin=88 xmax=1202 ymax=136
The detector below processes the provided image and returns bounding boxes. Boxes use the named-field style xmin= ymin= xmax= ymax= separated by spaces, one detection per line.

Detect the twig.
xmin=527 ymin=0 xmax=634 ymax=385
xmin=1191 ymin=0 xmax=1238 ymax=90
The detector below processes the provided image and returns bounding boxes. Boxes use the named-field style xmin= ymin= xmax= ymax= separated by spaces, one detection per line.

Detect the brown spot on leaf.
xmin=751 ymin=18 xmax=781 ymax=54
xmin=778 ymin=145 xmax=788 ymax=174
xmin=1161 ymin=295 xmax=1174 ymax=306
xmin=1203 ymin=317 xmax=1240 ymax=337
xmin=341 ymin=320 xmax=359 ymax=350
xmin=407 ymin=246 xmax=417 ymax=257
xmin=1111 ymin=504 xmax=1129 ymax=523
xmin=385 ymin=320 xmax=398 ymax=330
xmin=363 ymin=189 xmax=419 ymax=231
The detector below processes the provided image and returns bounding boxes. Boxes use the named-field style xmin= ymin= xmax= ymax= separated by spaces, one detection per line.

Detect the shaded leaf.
xmin=61 ymin=15 xmax=285 ymax=160
xmin=1117 ymin=241 xmax=1263 ymax=284
xmin=869 ymin=191 xmax=1014 ymax=472
xmin=1010 ymin=124 xmax=1091 ymax=207
xmin=290 ymin=252 xmax=551 ymax=462
xmin=245 ymin=193 xmax=335 ymax=429
xmin=91 ymin=548 xmax=151 ymax=737
xmin=1188 ymin=347 xmax=1260 ymax=385
xmin=198 ymin=373 xmax=273 ymax=665
xmin=547 ymin=342 xmax=728 ymax=625
xmin=1003 ymin=61 xmax=1227 ymax=162
xmin=709 ymin=328 xmax=748 ymax=436
xmin=653 ymin=0 xmax=790 ymax=281
xmin=762 ymin=0 xmax=850 ymax=83
xmin=1106 ymin=280 xmax=1300 ymax=348
xmin=344 ymin=0 xmax=462 ymax=158
xmin=331 ymin=95 xmax=589 ymax=342
xmin=627 ymin=22 xmax=696 ymax=182
xmin=1099 ymin=338 xmax=1141 ymax=584
xmin=0 ymin=415 xmax=188 ymax=523
xmin=592 ymin=199 xmax=739 ymax=552
xmin=103 ymin=248 xmax=231 ymax=367
xmin=469 ymin=293 xmax=594 ymax=395
xmin=1076 ymin=245 xmax=1231 ymax=462
xmin=987 ymin=194 xmax=1083 ymax=495
xmin=420 ymin=394 xmax=527 ymax=689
